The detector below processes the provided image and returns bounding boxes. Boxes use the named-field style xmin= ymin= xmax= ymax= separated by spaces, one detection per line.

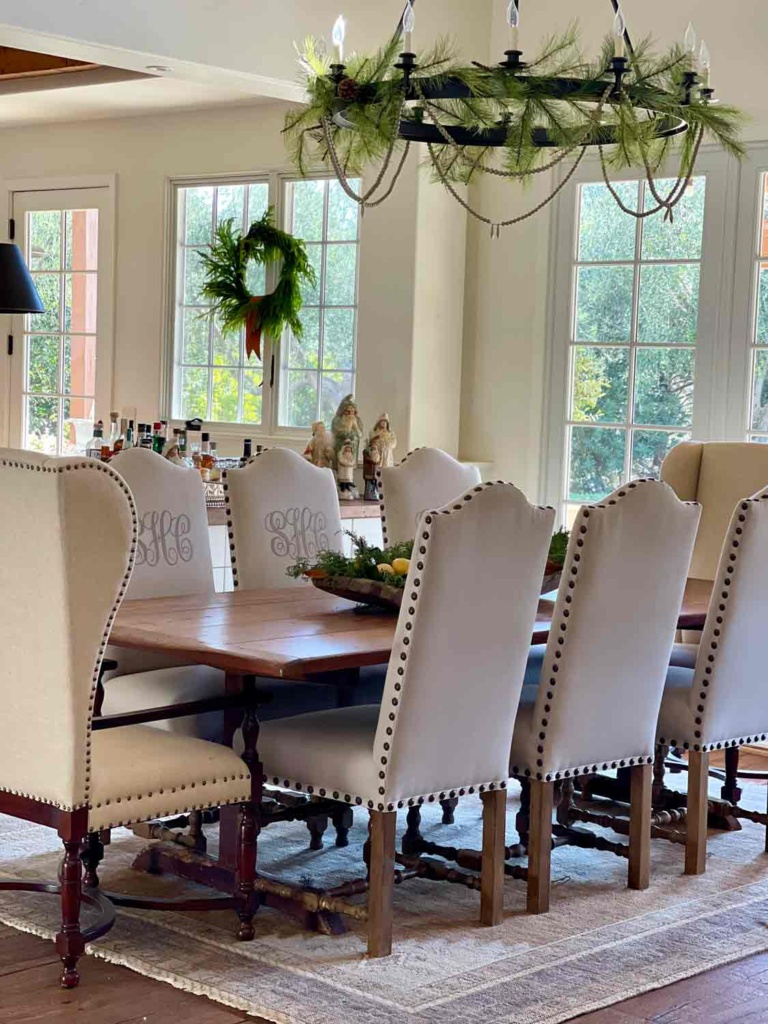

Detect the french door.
xmin=6 ymin=185 xmax=114 ymax=455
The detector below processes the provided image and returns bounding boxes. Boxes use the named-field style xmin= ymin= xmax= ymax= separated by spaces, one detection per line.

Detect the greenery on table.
xmin=287 ymin=534 xmax=415 ymax=589
xmin=547 ymin=528 xmax=570 ymax=569
xmin=284 ymin=31 xmax=744 ymax=183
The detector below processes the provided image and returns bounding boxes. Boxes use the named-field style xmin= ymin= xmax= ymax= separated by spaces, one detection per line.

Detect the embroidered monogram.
xmin=264 ymin=507 xmax=330 ymax=560
xmin=135 ymin=510 xmax=194 ymax=568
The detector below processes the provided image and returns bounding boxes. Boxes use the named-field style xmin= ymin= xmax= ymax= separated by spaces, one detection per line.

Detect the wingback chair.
xmin=512 ymin=481 xmax=700 ymax=913
xmin=223 ymin=446 xmax=344 ymax=589
xmin=377 ymin=448 xmax=482 ymax=546
xmin=657 ymin=486 xmax=768 ymax=874
xmin=104 ymin=447 xmax=224 ymax=740
xmin=257 ymin=482 xmax=555 ymax=956
xmin=0 ymin=456 xmax=257 ymax=988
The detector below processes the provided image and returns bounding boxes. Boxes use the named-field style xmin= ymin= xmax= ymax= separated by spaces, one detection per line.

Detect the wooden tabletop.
xmin=109 ymin=578 xmax=714 ymax=682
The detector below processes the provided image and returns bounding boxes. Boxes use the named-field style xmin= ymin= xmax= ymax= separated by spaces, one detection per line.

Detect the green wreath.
xmin=198 ymin=208 xmax=316 ymax=361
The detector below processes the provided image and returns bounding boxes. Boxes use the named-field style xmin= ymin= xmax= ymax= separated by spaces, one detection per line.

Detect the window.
xmin=172 ymin=180 xmax=269 ymax=426
xmin=747 ymin=174 xmax=768 ymax=441
xmin=560 ymin=176 xmax=706 ymax=523
xmin=169 ymin=175 xmax=361 ymax=434
xmin=280 ymin=178 xmax=360 ymax=429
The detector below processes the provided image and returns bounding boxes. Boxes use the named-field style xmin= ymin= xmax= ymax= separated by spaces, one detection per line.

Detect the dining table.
xmin=104 ymin=577 xmax=715 ymax=932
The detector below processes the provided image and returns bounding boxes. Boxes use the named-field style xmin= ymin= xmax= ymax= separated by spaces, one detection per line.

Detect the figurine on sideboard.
xmin=363 ymin=412 xmax=397 ymax=501
xmin=336 ymin=438 xmax=359 ymax=500
xmin=303 ymin=420 xmax=334 ymax=469
xmin=331 ymin=394 xmax=364 ymax=500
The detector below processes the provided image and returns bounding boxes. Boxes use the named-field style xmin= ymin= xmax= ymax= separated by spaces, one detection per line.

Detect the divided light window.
xmin=171 ymin=176 xmax=361 ymax=434
xmin=280 ymin=178 xmax=360 ymax=429
xmin=564 ymin=176 xmax=706 ymax=524
xmin=748 ymin=174 xmax=768 ymax=441
xmin=173 ymin=180 xmax=269 ymax=426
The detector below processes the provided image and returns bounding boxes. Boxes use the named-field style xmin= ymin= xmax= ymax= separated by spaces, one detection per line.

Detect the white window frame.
xmin=162 ymin=171 xmax=361 ymax=444
xmin=540 ymin=148 xmax=736 ymax=517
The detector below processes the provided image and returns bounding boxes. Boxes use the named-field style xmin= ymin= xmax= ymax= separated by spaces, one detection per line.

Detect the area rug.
xmin=1 ymin=774 xmax=768 ymax=1024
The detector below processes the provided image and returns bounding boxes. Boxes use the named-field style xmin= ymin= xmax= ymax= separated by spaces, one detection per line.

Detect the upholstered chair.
xmin=223 ymin=446 xmax=344 ymax=589
xmin=377 ymin=447 xmax=482 ymax=546
xmin=104 ymin=447 xmax=224 ymax=740
xmin=257 ymin=482 xmax=555 ymax=955
xmin=657 ymin=486 xmax=768 ymax=874
xmin=512 ymin=481 xmax=700 ymax=913
xmin=0 ymin=456 xmax=257 ymax=988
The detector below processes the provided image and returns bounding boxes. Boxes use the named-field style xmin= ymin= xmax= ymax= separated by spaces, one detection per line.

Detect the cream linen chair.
xmin=512 ymin=481 xmax=700 ymax=913
xmin=377 ymin=447 xmax=482 ymax=546
xmin=657 ymin=487 xmax=768 ymax=874
xmin=0 ymin=457 xmax=257 ymax=988
xmin=223 ymin=446 xmax=343 ymax=589
xmin=257 ymin=482 xmax=555 ymax=956
xmin=104 ymin=447 xmax=224 ymax=740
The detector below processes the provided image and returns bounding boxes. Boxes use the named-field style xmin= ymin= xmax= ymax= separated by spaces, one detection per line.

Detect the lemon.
xmin=377 ymin=563 xmax=395 ymax=576
xmin=391 ymin=557 xmax=411 ymax=576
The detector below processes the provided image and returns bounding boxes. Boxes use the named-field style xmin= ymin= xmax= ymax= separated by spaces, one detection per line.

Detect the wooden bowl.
xmin=310 ymin=575 xmax=404 ymax=611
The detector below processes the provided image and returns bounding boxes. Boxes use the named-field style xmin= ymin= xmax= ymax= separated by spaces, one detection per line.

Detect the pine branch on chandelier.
xmin=283 ymin=2 xmax=745 ymax=235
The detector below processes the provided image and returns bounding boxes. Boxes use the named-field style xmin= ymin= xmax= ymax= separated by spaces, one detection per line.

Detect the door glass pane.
xmin=284 ymin=370 xmax=318 ymax=428
xmin=183 ymin=309 xmax=210 ymax=364
xmin=212 ymin=321 xmax=241 ymax=367
xmin=184 ymin=186 xmax=213 ymax=245
xmin=634 ymin=347 xmax=695 ymax=427
xmin=327 ymin=181 xmax=359 ymax=241
xmin=631 ymin=430 xmax=689 ymax=479
xmin=578 ymin=181 xmax=638 ymax=262
xmin=637 ymin=265 xmax=700 ymax=343
xmin=291 ymin=180 xmax=325 ymax=241
xmin=761 ymin=176 xmax=768 ymax=258
xmin=217 ymin=184 xmax=246 ymax=229
xmin=320 ymin=371 xmax=354 ymax=425
xmin=242 ymin=370 xmax=263 ymax=424
xmin=22 ymin=207 xmax=100 ymax=455
xmin=568 ymin=426 xmax=626 ymax=502
xmin=756 ymin=264 xmax=768 ymax=345
xmin=181 ymin=366 xmax=209 ymax=419
xmin=641 ymin=177 xmax=706 ymax=261
xmin=287 ymin=308 xmax=320 ymax=369
xmin=575 ymin=267 xmax=634 ymax=342
xmin=324 ymin=245 xmax=357 ymax=306
xmin=571 ymin=346 xmax=629 ymax=423
xmin=323 ymin=308 xmax=355 ymax=370
xmin=751 ymin=349 xmax=768 ymax=431
xmin=211 ymin=368 xmax=240 ymax=421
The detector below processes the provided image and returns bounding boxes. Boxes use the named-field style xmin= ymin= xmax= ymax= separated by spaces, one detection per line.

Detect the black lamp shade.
xmin=0 ymin=242 xmax=44 ymax=314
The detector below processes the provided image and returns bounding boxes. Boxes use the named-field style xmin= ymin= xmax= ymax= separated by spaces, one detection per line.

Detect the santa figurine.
xmin=331 ymin=394 xmax=364 ymax=467
xmin=363 ymin=412 xmax=397 ymax=500
xmin=303 ymin=421 xmax=334 ymax=469
xmin=336 ymin=438 xmax=359 ymax=500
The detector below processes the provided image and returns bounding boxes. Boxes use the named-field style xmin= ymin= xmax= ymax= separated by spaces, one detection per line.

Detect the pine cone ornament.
xmin=338 ymin=77 xmax=360 ymax=102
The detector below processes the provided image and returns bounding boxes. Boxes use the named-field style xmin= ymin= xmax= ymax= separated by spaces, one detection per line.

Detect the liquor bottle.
xmin=240 ymin=438 xmax=252 ymax=467
xmin=86 ymin=421 xmax=105 ymax=459
xmin=113 ymin=417 xmax=126 ymax=454
xmin=151 ymin=421 xmax=165 ymax=454
xmin=139 ymin=423 xmax=153 ymax=449
xmin=124 ymin=420 xmax=135 ymax=449
xmin=209 ymin=440 xmax=221 ymax=482
xmin=200 ymin=432 xmax=213 ymax=481
xmin=108 ymin=412 xmax=120 ymax=450
xmin=178 ymin=429 xmax=188 ymax=460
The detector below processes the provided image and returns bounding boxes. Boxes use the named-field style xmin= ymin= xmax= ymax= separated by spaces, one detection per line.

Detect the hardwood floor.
xmin=1 ymin=920 xmax=768 ymax=1023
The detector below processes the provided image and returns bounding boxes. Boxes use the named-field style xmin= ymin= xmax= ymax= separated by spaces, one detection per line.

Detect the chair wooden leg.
xmin=331 ymin=804 xmax=354 ymax=848
xmin=440 ymin=797 xmax=459 ymax=824
xmin=480 ymin=789 xmax=506 ymax=926
xmin=236 ymin=802 xmax=258 ymax=941
xmin=527 ymin=780 xmax=553 ymax=915
xmin=367 ymin=810 xmax=396 ymax=958
xmin=81 ymin=832 xmax=104 ymax=889
xmin=686 ymin=750 xmax=709 ymax=876
xmin=628 ymin=763 xmax=652 ymax=890
xmin=56 ymin=835 xmax=86 ymax=988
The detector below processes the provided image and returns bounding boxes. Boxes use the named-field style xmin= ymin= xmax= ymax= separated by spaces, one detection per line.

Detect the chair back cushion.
xmin=379 ymin=448 xmax=482 ymax=546
xmin=693 ymin=488 xmax=768 ymax=745
xmin=374 ymin=482 xmax=554 ymax=804
xmin=523 ymin=481 xmax=700 ymax=779
xmin=110 ymin=447 xmax=214 ymax=599
xmin=224 ymin=447 xmax=343 ymax=590
xmin=662 ymin=441 xmax=768 ymax=580
xmin=0 ymin=457 xmax=135 ymax=809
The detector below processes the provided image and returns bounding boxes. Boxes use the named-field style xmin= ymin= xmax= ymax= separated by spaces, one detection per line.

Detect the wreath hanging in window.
xmin=198 ymin=209 xmax=316 ymax=361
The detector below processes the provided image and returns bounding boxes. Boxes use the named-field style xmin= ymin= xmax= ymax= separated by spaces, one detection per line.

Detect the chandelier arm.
xmin=427 ymin=141 xmax=587 ymax=236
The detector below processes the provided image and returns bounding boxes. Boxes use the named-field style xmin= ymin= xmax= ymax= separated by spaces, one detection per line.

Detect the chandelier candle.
xmin=332 ymin=15 xmax=345 ymax=64
xmin=612 ymin=6 xmax=626 ymax=59
xmin=402 ymin=1 xmax=415 ymax=54
xmin=506 ymin=1 xmax=519 ymax=55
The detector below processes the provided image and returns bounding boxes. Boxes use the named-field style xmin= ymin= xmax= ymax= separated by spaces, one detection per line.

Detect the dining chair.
xmin=657 ymin=486 xmax=768 ymax=874
xmin=105 ymin=447 xmax=224 ymax=741
xmin=257 ymin=482 xmax=555 ymax=955
xmin=377 ymin=447 xmax=482 ymax=546
xmin=223 ymin=446 xmax=344 ymax=589
xmin=0 ymin=455 xmax=258 ymax=989
xmin=512 ymin=480 xmax=700 ymax=913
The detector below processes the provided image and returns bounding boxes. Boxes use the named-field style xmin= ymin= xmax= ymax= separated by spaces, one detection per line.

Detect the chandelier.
xmin=285 ymin=2 xmax=744 ymax=236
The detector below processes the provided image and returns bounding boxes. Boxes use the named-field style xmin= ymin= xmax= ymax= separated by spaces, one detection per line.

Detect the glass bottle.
xmin=108 ymin=412 xmax=120 ymax=450
xmin=240 ymin=438 xmax=252 ymax=467
xmin=86 ymin=421 xmax=104 ymax=459
xmin=152 ymin=421 xmax=165 ymax=454
xmin=124 ymin=420 xmax=135 ymax=449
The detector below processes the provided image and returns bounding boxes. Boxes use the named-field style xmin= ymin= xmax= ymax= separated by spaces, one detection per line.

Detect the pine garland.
xmin=283 ymin=29 xmax=745 ymax=187
xmin=198 ymin=209 xmax=316 ymax=361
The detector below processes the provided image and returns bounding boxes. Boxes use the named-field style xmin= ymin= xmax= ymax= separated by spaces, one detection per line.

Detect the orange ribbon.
xmin=245 ymin=296 xmax=263 ymax=361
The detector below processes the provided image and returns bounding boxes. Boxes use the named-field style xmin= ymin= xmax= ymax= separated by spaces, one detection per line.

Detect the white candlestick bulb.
xmin=332 ymin=15 xmax=346 ymax=63
xmin=613 ymin=6 xmax=626 ymax=58
xmin=507 ymin=0 xmax=520 ymax=52
xmin=403 ymin=1 xmax=415 ymax=52
xmin=684 ymin=22 xmax=697 ymax=65
xmin=699 ymin=40 xmax=711 ymax=87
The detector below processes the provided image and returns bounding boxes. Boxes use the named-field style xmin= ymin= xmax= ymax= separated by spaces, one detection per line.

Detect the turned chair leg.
xmin=56 ymin=837 xmax=85 ymax=988
xmin=440 ymin=797 xmax=459 ymax=824
xmin=527 ymin=780 xmax=553 ymax=915
xmin=628 ymin=763 xmax=652 ymax=891
xmin=236 ymin=802 xmax=258 ymax=941
xmin=81 ymin=832 xmax=105 ymax=889
xmin=306 ymin=809 xmax=329 ymax=851
xmin=686 ymin=750 xmax=709 ymax=875
xmin=480 ymin=789 xmax=506 ymax=926
xmin=401 ymin=805 xmax=423 ymax=855
xmin=516 ymin=777 xmax=531 ymax=849
xmin=331 ymin=805 xmax=354 ymax=848
xmin=367 ymin=810 xmax=396 ymax=958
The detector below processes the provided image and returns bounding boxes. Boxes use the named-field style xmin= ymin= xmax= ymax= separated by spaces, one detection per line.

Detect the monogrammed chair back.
xmin=378 ymin=448 xmax=482 ymax=546
xmin=0 ymin=456 xmax=135 ymax=808
xmin=110 ymin=448 xmax=214 ymax=599
xmin=224 ymin=447 xmax=343 ymax=590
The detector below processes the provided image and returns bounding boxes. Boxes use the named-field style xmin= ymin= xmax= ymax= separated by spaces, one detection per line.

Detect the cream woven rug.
xmin=1 ymin=775 xmax=768 ymax=1024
